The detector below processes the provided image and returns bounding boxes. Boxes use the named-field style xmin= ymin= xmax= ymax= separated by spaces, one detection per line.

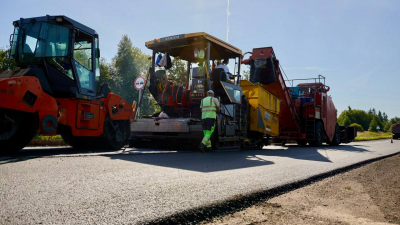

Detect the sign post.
xmin=134 ymin=76 xmax=146 ymax=118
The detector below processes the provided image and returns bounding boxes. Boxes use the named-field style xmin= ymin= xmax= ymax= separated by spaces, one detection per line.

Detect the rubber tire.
xmin=297 ymin=140 xmax=307 ymax=146
xmin=310 ymin=121 xmax=324 ymax=147
xmin=0 ymin=112 xmax=38 ymax=154
xmin=329 ymin=124 xmax=341 ymax=146
xmin=62 ymin=118 xmax=130 ymax=150
xmin=102 ymin=116 xmax=130 ymax=150
xmin=129 ymin=138 xmax=142 ymax=148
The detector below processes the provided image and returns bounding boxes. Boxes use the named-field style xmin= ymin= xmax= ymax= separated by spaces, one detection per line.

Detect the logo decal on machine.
xmin=84 ymin=112 xmax=95 ymax=119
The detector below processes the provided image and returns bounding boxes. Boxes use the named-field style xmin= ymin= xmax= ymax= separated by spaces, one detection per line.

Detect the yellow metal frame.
xmin=240 ymin=80 xmax=280 ymax=136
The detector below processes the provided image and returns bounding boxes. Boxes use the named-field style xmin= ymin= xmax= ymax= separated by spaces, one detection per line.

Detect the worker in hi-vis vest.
xmin=199 ymin=90 xmax=220 ymax=151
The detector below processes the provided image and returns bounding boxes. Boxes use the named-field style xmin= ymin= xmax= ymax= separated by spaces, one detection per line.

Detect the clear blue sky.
xmin=1 ymin=0 xmax=399 ymax=118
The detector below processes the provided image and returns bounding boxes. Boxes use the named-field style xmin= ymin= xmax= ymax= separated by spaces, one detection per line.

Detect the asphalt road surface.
xmin=1 ymin=140 xmax=399 ymax=224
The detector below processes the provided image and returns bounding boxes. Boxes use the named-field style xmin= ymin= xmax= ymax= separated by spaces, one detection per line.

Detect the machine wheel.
xmin=62 ymin=117 xmax=130 ymax=150
xmin=102 ymin=116 xmax=130 ymax=150
xmin=0 ymin=111 xmax=38 ymax=154
xmin=129 ymin=138 xmax=142 ymax=148
xmin=297 ymin=140 xmax=307 ymax=146
xmin=272 ymin=138 xmax=285 ymax=146
xmin=310 ymin=121 xmax=324 ymax=147
xmin=329 ymin=124 xmax=341 ymax=146
xmin=256 ymin=143 xmax=264 ymax=150
xmin=240 ymin=140 xmax=246 ymax=150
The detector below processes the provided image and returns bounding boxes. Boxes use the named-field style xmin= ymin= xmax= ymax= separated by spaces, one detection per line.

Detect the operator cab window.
xmin=74 ymin=31 xmax=94 ymax=93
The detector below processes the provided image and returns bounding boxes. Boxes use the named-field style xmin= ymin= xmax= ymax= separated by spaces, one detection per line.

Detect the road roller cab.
xmin=0 ymin=15 xmax=132 ymax=153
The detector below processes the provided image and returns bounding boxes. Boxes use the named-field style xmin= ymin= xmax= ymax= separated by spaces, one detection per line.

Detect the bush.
xmin=383 ymin=122 xmax=393 ymax=132
xmin=350 ymin=123 xmax=364 ymax=132
xmin=368 ymin=117 xmax=379 ymax=132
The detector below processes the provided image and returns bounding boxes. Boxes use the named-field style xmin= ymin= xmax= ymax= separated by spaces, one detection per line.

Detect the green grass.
xmin=354 ymin=131 xmax=392 ymax=141
xmin=28 ymin=134 xmax=65 ymax=146
xmin=32 ymin=134 xmax=63 ymax=140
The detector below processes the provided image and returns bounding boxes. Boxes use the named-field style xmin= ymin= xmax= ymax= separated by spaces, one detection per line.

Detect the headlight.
xmin=55 ymin=16 xmax=63 ymax=22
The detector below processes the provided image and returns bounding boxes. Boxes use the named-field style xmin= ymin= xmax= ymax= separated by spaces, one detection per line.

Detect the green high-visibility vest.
xmin=201 ymin=96 xmax=217 ymax=119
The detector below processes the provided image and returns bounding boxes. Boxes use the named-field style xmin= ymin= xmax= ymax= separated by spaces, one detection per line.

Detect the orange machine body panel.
xmin=0 ymin=76 xmax=132 ymax=137
xmin=0 ymin=76 xmax=58 ymax=135
xmin=57 ymin=93 xmax=132 ymax=137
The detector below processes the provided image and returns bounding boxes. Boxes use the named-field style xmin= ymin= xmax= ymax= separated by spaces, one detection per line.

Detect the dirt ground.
xmin=204 ymin=154 xmax=400 ymax=225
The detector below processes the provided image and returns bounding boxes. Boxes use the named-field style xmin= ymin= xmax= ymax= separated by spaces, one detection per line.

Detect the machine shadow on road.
xmin=104 ymin=144 xmax=372 ymax=172
xmin=108 ymin=151 xmax=275 ymax=173
xmin=0 ymin=147 xmax=117 ymax=165
xmin=259 ymin=144 xmax=371 ymax=163
xmin=0 ymin=143 xmax=371 ymax=170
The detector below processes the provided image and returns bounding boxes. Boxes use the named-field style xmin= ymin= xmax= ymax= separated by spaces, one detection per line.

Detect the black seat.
xmin=97 ymin=83 xmax=111 ymax=97
xmin=211 ymin=68 xmax=228 ymax=97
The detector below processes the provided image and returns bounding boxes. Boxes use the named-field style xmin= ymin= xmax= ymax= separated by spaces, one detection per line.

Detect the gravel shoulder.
xmin=204 ymin=154 xmax=400 ymax=225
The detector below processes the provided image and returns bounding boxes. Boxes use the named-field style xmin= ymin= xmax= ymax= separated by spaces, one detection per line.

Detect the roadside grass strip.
xmin=354 ymin=131 xmax=392 ymax=142
xmin=28 ymin=135 xmax=65 ymax=146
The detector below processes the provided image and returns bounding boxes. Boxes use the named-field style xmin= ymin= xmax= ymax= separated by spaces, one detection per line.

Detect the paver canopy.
xmin=145 ymin=32 xmax=242 ymax=62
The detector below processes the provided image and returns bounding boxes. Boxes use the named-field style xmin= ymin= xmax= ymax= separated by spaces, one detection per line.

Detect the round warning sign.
xmin=134 ymin=76 xmax=146 ymax=90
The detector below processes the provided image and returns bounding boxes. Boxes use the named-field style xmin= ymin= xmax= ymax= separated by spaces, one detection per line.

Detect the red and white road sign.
xmin=134 ymin=76 xmax=146 ymax=90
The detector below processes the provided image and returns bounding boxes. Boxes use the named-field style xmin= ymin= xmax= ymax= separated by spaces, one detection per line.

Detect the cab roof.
xmin=145 ymin=32 xmax=242 ymax=62
xmin=13 ymin=15 xmax=97 ymax=36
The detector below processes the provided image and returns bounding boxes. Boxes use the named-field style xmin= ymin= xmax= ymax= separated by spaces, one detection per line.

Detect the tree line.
xmin=98 ymin=35 xmax=159 ymax=116
xmin=96 ymin=35 xmax=187 ymax=116
xmin=338 ymin=106 xmax=400 ymax=132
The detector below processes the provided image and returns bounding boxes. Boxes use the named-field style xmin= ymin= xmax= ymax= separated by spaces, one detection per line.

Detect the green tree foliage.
xmin=350 ymin=123 xmax=364 ymax=132
xmin=111 ymin=35 xmax=138 ymax=105
xmin=99 ymin=57 xmax=112 ymax=84
xmin=368 ymin=117 xmax=379 ymax=132
xmin=389 ymin=117 xmax=400 ymax=124
xmin=241 ymin=65 xmax=250 ymax=80
xmin=343 ymin=114 xmax=352 ymax=126
xmin=378 ymin=110 xmax=383 ymax=122
xmin=382 ymin=112 xmax=388 ymax=122
xmin=375 ymin=116 xmax=383 ymax=132
xmin=94 ymin=35 xmax=159 ymax=117
xmin=338 ymin=107 xmax=391 ymax=132
xmin=384 ymin=121 xmax=393 ymax=132
xmin=338 ymin=109 xmax=373 ymax=130
xmin=166 ymin=58 xmax=187 ymax=83
xmin=0 ymin=48 xmax=15 ymax=72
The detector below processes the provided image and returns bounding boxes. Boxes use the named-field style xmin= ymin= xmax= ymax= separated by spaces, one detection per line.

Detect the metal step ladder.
xmin=305 ymin=104 xmax=316 ymax=141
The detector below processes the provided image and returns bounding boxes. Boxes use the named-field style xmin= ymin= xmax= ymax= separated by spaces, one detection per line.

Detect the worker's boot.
xmin=198 ymin=143 xmax=206 ymax=152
